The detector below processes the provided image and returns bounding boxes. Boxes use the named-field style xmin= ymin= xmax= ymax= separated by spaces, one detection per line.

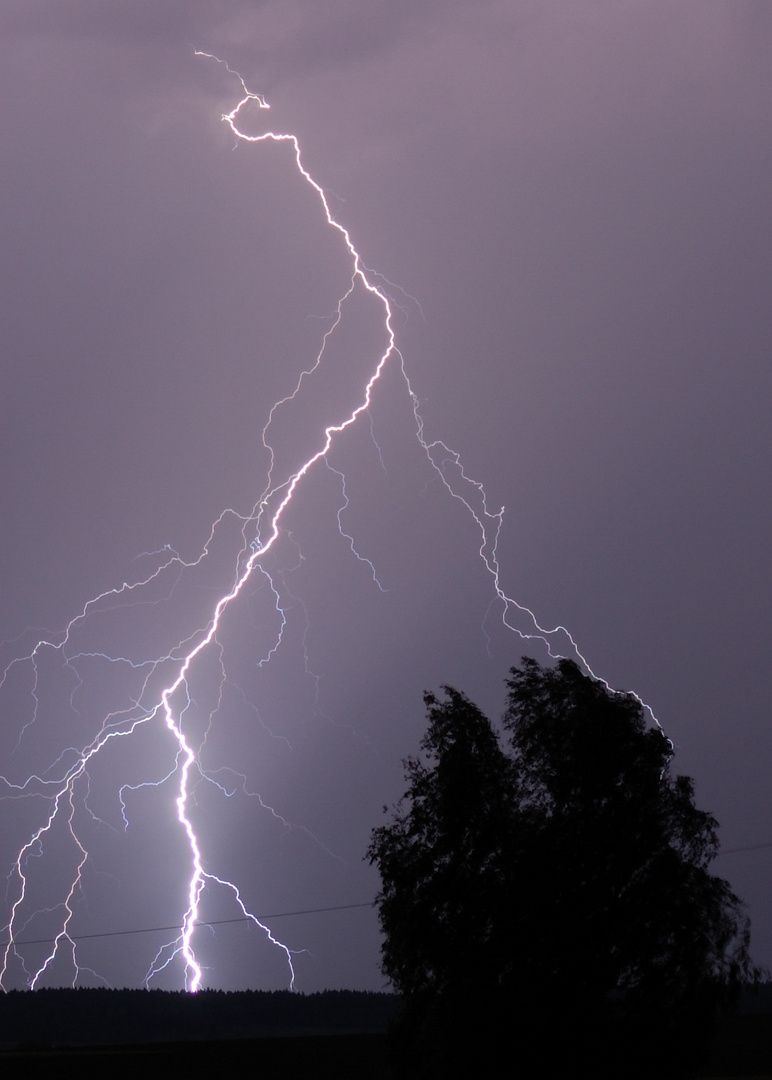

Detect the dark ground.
xmin=0 ymin=1032 xmax=393 ymax=1080
xmin=0 ymin=991 xmax=771 ymax=1078
xmin=2 ymin=1019 xmax=772 ymax=1080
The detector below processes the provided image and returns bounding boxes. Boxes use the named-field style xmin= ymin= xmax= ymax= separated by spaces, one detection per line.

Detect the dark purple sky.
xmin=1 ymin=1 xmax=771 ymax=992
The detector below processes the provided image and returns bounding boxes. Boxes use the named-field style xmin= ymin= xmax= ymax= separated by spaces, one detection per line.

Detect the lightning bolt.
xmin=203 ymin=52 xmax=659 ymax=713
xmin=0 ymin=51 xmax=662 ymax=993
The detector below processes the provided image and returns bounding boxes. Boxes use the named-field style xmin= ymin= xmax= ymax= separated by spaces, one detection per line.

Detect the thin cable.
xmin=0 ymin=901 xmax=374 ymax=951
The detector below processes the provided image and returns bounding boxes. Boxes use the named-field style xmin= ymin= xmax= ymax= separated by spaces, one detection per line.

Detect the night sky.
xmin=2 ymin=2 xmax=771 ymax=992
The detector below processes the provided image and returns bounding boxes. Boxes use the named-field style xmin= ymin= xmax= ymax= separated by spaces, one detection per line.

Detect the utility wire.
xmin=0 ymin=901 xmax=374 ymax=951
xmin=717 ymin=841 xmax=772 ymax=856
xmin=5 ymin=840 xmax=769 ymax=951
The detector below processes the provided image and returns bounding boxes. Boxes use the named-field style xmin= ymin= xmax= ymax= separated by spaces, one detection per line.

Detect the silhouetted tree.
xmin=367 ymin=658 xmax=756 ymax=1078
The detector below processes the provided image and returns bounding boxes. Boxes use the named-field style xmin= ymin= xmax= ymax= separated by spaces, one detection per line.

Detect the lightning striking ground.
xmin=0 ymin=53 xmax=660 ymax=993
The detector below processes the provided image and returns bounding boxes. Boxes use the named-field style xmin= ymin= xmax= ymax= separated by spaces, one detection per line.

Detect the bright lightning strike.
xmin=0 ymin=52 xmax=662 ymax=994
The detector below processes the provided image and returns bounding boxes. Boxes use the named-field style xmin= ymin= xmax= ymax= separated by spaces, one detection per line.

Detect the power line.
xmin=718 ymin=841 xmax=772 ymax=856
xmin=0 ymin=901 xmax=374 ymax=951
xmin=7 ymin=841 xmax=770 ymax=954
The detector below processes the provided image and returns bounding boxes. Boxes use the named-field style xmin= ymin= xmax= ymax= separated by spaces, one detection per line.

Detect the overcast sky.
xmin=1 ymin=1 xmax=770 ymax=992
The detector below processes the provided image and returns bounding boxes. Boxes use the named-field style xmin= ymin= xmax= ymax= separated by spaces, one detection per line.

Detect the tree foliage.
xmin=367 ymin=658 xmax=756 ymax=1077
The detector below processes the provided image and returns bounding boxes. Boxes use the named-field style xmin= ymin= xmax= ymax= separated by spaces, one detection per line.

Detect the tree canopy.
xmin=367 ymin=657 xmax=756 ymax=1077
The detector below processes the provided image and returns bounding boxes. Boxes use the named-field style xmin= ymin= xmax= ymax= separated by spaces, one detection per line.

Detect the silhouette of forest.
xmin=0 ymin=984 xmax=770 ymax=1078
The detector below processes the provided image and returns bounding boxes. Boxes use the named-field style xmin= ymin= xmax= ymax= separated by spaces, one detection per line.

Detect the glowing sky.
xmin=1 ymin=2 xmax=771 ymax=991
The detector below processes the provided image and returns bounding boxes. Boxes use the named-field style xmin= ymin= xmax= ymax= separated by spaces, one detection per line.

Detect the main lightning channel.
xmin=202 ymin=53 xmax=662 ymax=719
xmin=0 ymin=53 xmax=662 ymax=994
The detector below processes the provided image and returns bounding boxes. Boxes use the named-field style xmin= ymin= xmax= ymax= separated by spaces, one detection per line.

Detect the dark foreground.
xmin=1 ymin=990 xmax=771 ymax=1078
xmin=2 ymin=1018 xmax=772 ymax=1079
xmin=1 ymin=1020 xmax=772 ymax=1080
xmin=0 ymin=1032 xmax=393 ymax=1080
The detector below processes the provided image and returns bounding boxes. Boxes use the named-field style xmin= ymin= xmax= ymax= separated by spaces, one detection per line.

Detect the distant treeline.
xmin=0 ymin=988 xmax=400 ymax=1049
xmin=1 ymin=983 xmax=768 ymax=1054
